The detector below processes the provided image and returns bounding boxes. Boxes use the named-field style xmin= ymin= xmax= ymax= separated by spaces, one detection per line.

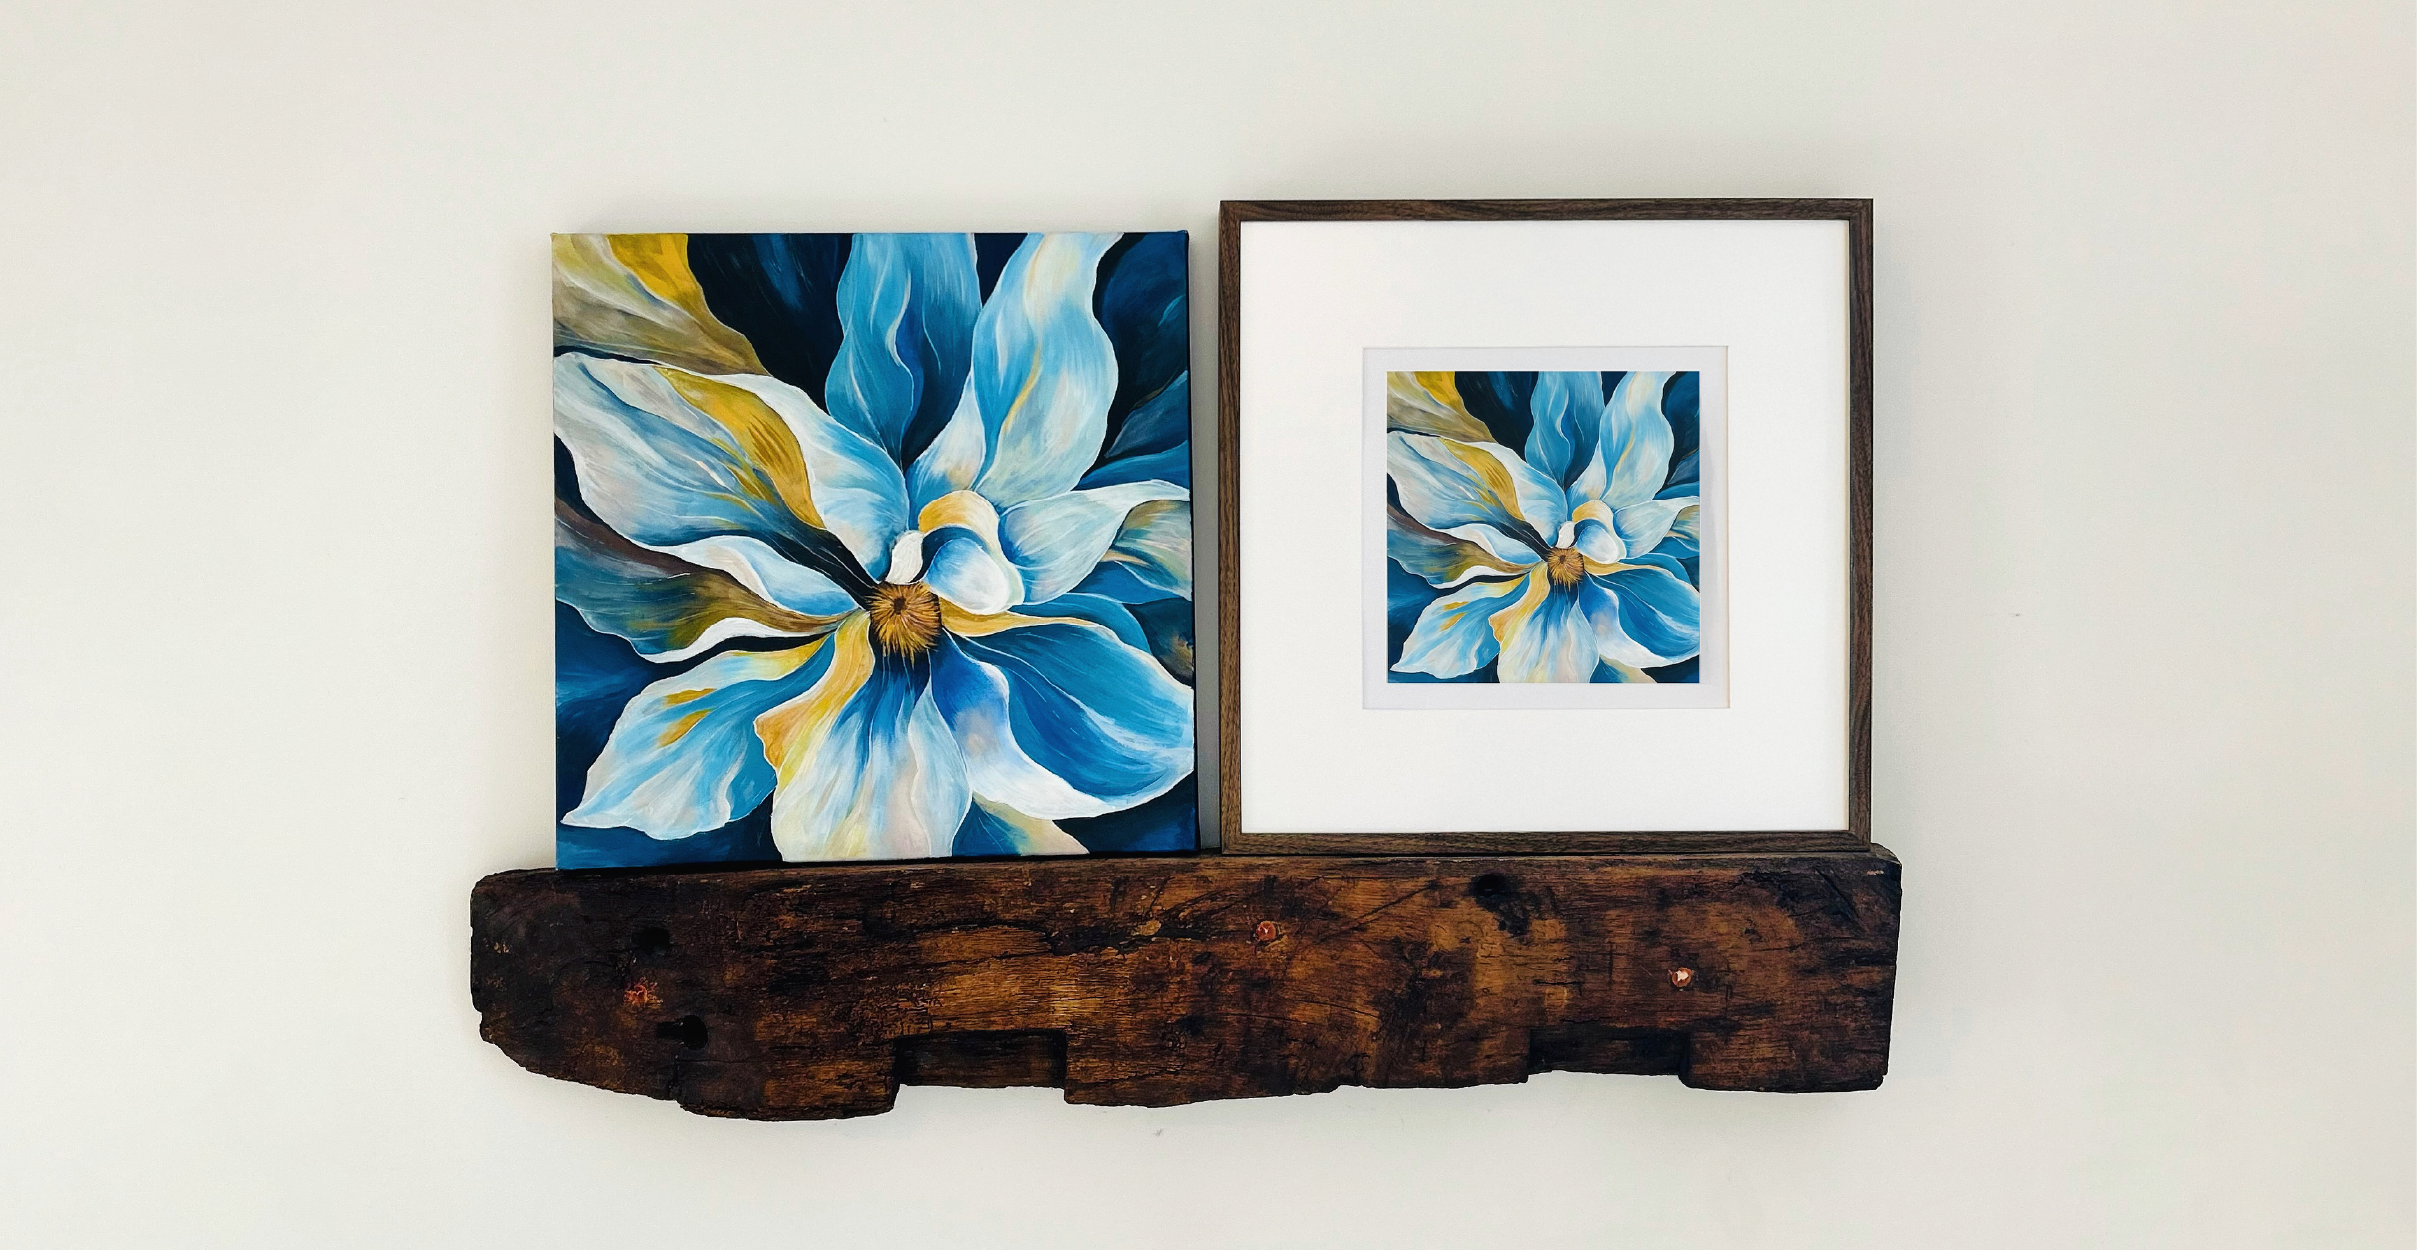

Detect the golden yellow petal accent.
xmin=915 ymin=489 xmax=1002 ymax=542
xmin=1570 ymin=498 xmax=1618 ymax=528
xmin=1386 ymin=371 xmax=1493 ymax=441
xmin=754 ymin=615 xmax=874 ymax=791
xmin=1487 ymin=566 xmax=1553 ymax=647
xmin=552 ymin=233 xmax=764 ymax=377
xmin=657 ymin=368 xmax=823 ymax=530
xmin=937 ymin=603 xmax=1048 ymax=638
xmin=655 ymin=709 xmax=711 ymax=748
xmin=1442 ymin=438 xmax=1528 ymax=517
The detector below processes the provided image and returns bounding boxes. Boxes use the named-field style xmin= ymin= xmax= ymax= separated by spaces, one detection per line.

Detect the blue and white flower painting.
xmin=1385 ymin=370 xmax=1703 ymax=684
xmin=555 ymin=233 xmax=1195 ymax=867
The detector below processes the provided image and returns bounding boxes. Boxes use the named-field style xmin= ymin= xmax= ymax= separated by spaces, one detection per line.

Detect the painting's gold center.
xmin=1544 ymin=545 xmax=1586 ymax=590
xmin=867 ymin=582 xmax=943 ymax=657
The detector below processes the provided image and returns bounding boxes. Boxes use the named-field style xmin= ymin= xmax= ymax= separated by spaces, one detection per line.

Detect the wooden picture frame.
xmin=1216 ymin=198 xmax=1873 ymax=855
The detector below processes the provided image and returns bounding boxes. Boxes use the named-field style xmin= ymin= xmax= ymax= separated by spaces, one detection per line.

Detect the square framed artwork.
xmin=1218 ymin=199 xmax=1871 ymax=854
xmin=555 ymin=231 xmax=1198 ymax=869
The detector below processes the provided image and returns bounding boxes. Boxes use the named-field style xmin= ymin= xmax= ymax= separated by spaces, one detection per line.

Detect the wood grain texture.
xmin=472 ymin=848 xmax=1899 ymax=1119
xmin=1216 ymin=198 xmax=1874 ymax=854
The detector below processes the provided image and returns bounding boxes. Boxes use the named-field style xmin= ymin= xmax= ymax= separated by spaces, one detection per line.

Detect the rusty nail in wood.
xmin=1668 ymin=967 xmax=1695 ymax=989
xmin=1254 ymin=921 xmax=1278 ymax=942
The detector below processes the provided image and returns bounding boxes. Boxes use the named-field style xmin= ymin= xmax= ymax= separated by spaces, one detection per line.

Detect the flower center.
xmin=867 ymin=582 xmax=943 ymax=657
xmin=1544 ymin=545 xmax=1586 ymax=590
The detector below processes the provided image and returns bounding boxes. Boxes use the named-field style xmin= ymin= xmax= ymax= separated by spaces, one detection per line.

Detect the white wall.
xmin=2 ymin=1 xmax=2409 ymax=1245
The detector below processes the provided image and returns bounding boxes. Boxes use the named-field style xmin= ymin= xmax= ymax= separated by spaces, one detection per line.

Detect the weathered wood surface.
xmin=472 ymin=849 xmax=1899 ymax=1119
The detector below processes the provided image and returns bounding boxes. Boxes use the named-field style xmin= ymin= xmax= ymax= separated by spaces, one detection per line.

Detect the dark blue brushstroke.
xmin=1125 ymin=595 xmax=1197 ymax=686
xmin=555 ymin=602 xmax=671 ymax=818
xmin=973 ymin=233 xmax=1025 ymax=301
xmin=946 ymin=628 xmax=1189 ymax=800
xmin=1641 ymin=657 xmax=1699 ymax=684
xmin=1059 ymin=775 xmax=1197 ymax=853
xmin=951 ymin=801 xmax=1032 ymax=857
xmin=1090 ymin=232 xmax=1188 ymax=470
xmin=554 ymin=437 xmax=602 ymax=526
xmin=1460 ymin=371 xmax=1536 ymax=450
xmin=1660 ymin=371 xmax=1700 ymax=493
xmin=558 ymin=805 xmax=779 ymax=869
xmin=686 ymin=233 xmax=851 ymax=407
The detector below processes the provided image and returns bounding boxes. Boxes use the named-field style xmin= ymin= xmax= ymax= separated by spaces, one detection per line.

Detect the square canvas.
xmin=554 ymin=232 xmax=1196 ymax=868
xmin=1363 ymin=346 xmax=1727 ymax=711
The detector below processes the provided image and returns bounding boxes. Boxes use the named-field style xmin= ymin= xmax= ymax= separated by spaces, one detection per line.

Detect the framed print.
xmin=556 ymin=231 xmax=1198 ymax=869
xmin=1218 ymin=199 xmax=1870 ymax=854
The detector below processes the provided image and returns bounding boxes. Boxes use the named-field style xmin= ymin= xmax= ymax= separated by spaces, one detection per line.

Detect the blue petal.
xmin=921 ymin=527 xmax=1021 ymax=615
xmin=931 ymin=616 xmax=1194 ymax=819
xmin=1393 ymin=573 xmax=1533 ymax=678
xmin=557 ymin=504 xmax=846 ymax=663
xmin=556 ymin=602 xmax=663 ymax=819
xmin=1387 ymin=560 xmax=1500 ymax=682
xmin=1388 ymin=506 xmax=1538 ymax=588
xmin=554 ymin=355 xmax=824 ymax=557
xmin=563 ymin=640 xmax=836 ymax=838
xmin=1014 ymin=593 xmax=1150 ymax=650
xmin=824 ymin=234 xmax=981 ymax=465
xmin=1498 ymin=584 xmax=1600 ymax=682
xmin=969 ymin=234 xmax=1121 ymax=507
xmin=1651 ymin=507 xmax=1702 ymax=582
xmin=1568 ymin=515 xmax=1626 ymax=564
xmin=1387 ymin=431 xmax=1568 ymax=549
xmin=1524 ymin=371 xmax=1604 ymax=488
xmin=906 ymin=387 xmax=987 ymax=512
xmin=1581 ymin=564 xmax=1701 ymax=667
xmin=999 ymin=481 xmax=1187 ymax=604
xmin=1620 ymin=550 xmax=1694 ymax=584
xmin=757 ymin=620 xmax=971 ymax=860
xmin=711 ymin=372 xmax=915 ymax=580
xmin=1611 ymin=496 xmax=1693 ymax=559
xmin=1570 ymin=370 xmax=1676 ymax=510
xmin=1071 ymin=561 xmax=1175 ymax=603
xmin=556 ymin=354 xmax=909 ymax=581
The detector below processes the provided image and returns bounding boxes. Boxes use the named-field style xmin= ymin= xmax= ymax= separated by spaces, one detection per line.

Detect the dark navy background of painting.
xmin=556 ymin=232 xmax=1196 ymax=868
xmin=1385 ymin=370 xmax=1702 ymax=685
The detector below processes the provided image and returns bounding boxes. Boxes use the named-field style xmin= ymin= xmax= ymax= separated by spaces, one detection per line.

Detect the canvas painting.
xmin=554 ymin=232 xmax=1196 ymax=868
xmin=1364 ymin=348 xmax=1726 ymax=710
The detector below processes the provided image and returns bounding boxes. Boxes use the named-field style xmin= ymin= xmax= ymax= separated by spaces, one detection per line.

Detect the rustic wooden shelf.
xmin=471 ymin=848 xmax=1900 ymax=1119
